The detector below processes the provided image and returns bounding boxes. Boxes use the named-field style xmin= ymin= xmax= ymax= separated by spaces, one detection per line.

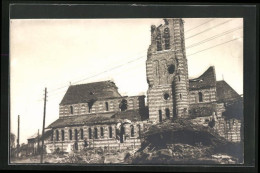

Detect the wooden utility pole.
xmin=17 ymin=115 xmax=20 ymax=157
xmin=37 ymin=129 xmax=40 ymax=155
xmin=40 ymin=88 xmax=47 ymax=163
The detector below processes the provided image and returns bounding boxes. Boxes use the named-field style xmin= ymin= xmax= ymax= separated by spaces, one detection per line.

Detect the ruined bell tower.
xmin=146 ymin=18 xmax=189 ymax=123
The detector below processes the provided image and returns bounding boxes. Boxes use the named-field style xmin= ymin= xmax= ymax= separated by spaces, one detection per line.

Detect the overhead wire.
xmin=37 ymin=19 xmax=242 ymax=101
xmin=45 ymin=36 xmax=242 ymax=101
xmin=185 ymin=18 xmax=215 ymax=33
xmin=186 ymin=19 xmax=234 ymax=40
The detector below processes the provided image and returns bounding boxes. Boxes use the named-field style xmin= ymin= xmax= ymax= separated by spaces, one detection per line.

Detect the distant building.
xmin=45 ymin=18 xmax=243 ymax=153
xmin=27 ymin=130 xmax=52 ymax=155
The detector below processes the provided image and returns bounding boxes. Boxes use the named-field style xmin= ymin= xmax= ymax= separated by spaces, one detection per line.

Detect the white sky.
xmin=10 ymin=18 xmax=243 ymax=144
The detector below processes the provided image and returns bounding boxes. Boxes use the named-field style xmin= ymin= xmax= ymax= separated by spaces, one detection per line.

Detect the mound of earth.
xmin=127 ymin=118 xmax=243 ymax=164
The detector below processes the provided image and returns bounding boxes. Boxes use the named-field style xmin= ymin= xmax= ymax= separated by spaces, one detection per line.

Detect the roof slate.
xmin=47 ymin=113 xmax=117 ymax=128
xmin=216 ymin=80 xmax=241 ymax=102
xmin=47 ymin=110 xmax=144 ymax=129
xmin=189 ymin=66 xmax=216 ymax=90
xmin=60 ymin=80 xmax=122 ymax=105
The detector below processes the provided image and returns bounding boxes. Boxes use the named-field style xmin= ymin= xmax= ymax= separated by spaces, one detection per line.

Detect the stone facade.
xmin=59 ymin=96 xmax=145 ymax=117
xmin=214 ymin=117 xmax=242 ymax=143
xmin=191 ymin=114 xmax=242 ymax=143
xmin=189 ymin=87 xmax=217 ymax=104
xmin=46 ymin=81 xmax=145 ymax=153
xmin=146 ymin=18 xmax=189 ymax=122
xmin=146 ymin=18 xmax=242 ymax=142
xmin=46 ymin=122 xmax=143 ymax=153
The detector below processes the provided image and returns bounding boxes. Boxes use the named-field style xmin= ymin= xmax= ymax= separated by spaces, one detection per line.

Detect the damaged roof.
xmin=60 ymin=80 xmax=122 ymax=105
xmin=27 ymin=130 xmax=52 ymax=141
xmin=189 ymin=66 xmax=216 ymax=90
xmin=47 ymin=113 xmax=117 ymax=128
xmin=47 ymin=110 xmax=144 ymax=129
xmin=216 ymin=80 xmax=241 ymax=102
xmin=112 ymin=110 xmax=143 ymax=122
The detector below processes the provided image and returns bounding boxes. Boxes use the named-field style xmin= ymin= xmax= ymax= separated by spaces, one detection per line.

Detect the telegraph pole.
xmin=37 ymin=129 xmax=40 ymax=155
xmin=40 ymin=88 xmax=47 ymax=163
xmin=17 ymin=115 xmax=20 ymax=157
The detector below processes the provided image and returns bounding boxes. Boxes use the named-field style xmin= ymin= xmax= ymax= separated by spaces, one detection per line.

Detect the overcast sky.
xmin=10 ymin=18 xmax=243 ymax=144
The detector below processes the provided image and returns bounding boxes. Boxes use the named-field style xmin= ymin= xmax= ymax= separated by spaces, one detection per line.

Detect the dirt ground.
xmin=10 ymin=155 xmax=42 ymax=164
xmin=10 ymin=149 xmax=131 ymax=164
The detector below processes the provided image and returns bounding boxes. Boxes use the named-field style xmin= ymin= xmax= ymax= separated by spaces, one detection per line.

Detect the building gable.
xmin=189 ymin=66 xmax=216 ymax=91
xmin=60 ymin=80 xmax=122 ymax=105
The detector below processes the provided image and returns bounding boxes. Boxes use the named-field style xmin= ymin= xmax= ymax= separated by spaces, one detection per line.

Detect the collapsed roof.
xmin=47 ymin=110 xmax=144 ymax=129
xmin=189 ymin=66 xmax=216 ymax=91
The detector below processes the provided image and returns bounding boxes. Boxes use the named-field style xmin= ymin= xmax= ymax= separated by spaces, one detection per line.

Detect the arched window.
xmin=165 ymin=108 xmax=170 ymax=118
xmin=130 ymin=125 xmax=134 ymax=137
xmin=56 ymin=130 xmax=59 ymax=141
xmin=159 ymin=110 xmax=162 ymax=122
xmin=88 ymin=128 xmax=92 ymax=139
xmin=94 ymin=128 xmax=98 ymax=139
xmin=199 ymin=92 xmax=203 ymax=102
xmin=164 ymin=27 xmax=170 ymax=50
xmin=105 ymin=102 xmax=109 ymax=111
xmin=121 ymin=126 xmax=125 ymax=135
xmin=100 ymin=127 xmax=104 ymax=137
xmin=51 ymin=130 xmax=53 ymax=141
xmin=156 ymin=31 xmax=162 ymax=51
xmin=180 ymin=93 xmax=182 ymax=100
xmin=119 ymin=99 xmax=127 ymax=111
xmin=109 ymin=126 xmax=112 ymax=138
xmin=74 ymin=129 xmax=78 ymax=141
xmin=168 ymin=64 xmax=175 ymax=74
xmin=88 ymin=101 xmax=94 ymax=113
xmin=154 ymin=60 xmax=159 ymax=76
xmin=69 ymin=129 xmax=72 ymax=140
xmin=137 ymin=124 xmax=141 ymax=137
xmin=61 ymin=130 xmax=65 ymax=141
xmin=178 ymin=75 xmax=181 ymax=82
xmin=70 ymin=106 xmax=73 ymax=114
xmin=80 ymin=129 xmax=84 ymax=140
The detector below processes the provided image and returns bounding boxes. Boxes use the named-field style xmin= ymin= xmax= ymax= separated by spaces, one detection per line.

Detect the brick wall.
xmin=189 ymin=102 xmax=225 ymax=118
xmin=190 ymin=114 xmax=242 ymax=143
xmin=214 ymin=117 xmax=242 ymax=142
xmin=189 ymin=87 xmax=217 ymax=104
xmin=59 ymin=96 xmax=145 ymax=117
xmin=47 ymin=122 xmax=143 ymax=153
xmin=146 ymin=18 xmax=189 ymax=123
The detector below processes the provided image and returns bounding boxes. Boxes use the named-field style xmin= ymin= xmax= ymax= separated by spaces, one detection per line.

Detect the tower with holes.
xmin=146 ymin=18 xmax=190 ymax=123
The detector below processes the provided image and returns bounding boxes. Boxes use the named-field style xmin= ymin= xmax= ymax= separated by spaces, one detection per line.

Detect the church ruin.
xmin=42 ymin=18 xmax=243 ymax=154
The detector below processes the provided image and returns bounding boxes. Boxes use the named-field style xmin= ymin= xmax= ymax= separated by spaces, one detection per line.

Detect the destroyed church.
xmin=41 ymin=18 xmax=242 ymax=153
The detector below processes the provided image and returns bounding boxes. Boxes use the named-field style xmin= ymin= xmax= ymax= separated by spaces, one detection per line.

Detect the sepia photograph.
xmin=10 ymin=17 xmax=244 ymax=165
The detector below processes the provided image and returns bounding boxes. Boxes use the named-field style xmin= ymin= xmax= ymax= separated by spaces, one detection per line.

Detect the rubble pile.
xmin=42 ymin=147 xmax=132 ymax=164
xmin=127 ymin=119 xmax=241 ymax=164
xmin=130 ymin=143 xmax=219 ymax=164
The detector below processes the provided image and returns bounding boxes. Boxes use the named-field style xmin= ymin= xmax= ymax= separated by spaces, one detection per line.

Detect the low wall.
xmin=46 ymin=137 xmax=141 ymax=153
xmin=214 ymin=117 xmax=241 ymax=143
xmin=190 ymin=115 xmax=242 ymax=143
xmin=189 ymin=102 xmax=225 ymax=118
